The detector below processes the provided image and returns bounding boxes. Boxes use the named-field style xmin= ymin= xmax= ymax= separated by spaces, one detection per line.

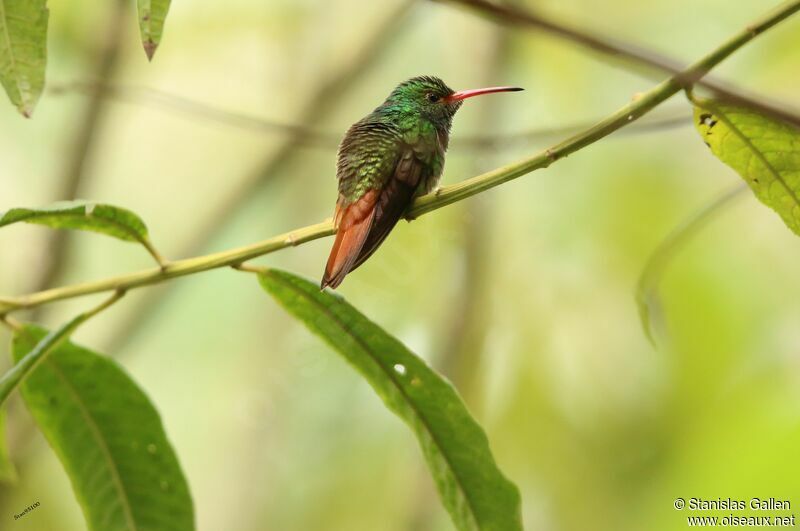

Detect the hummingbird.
xmin=321 ymin=75 xmax=523 ymax=289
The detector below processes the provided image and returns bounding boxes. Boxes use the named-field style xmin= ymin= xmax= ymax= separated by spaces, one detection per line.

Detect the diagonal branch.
xmin=432 ymin=0 xmax=800 ymax=128
xmin=0 ymin=0 xmax=798 ymax=315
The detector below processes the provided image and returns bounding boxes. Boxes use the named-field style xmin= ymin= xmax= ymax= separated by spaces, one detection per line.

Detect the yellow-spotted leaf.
xmin=137 ymin=0 xmax=171 ymax=60
xmin=693 ymin=99 xmax=800 ymax=235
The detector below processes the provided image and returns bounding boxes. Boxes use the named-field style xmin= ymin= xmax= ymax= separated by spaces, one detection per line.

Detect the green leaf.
xmin=258 ymin=269 xmax=522 ymax=531
xmin=693 ymin=99 xmax=800 ymax=236
xmin=137 ymin=0 xmax=171 ymax=61
xmin=12 ymin=325 xmax=194 ymax=531
xmin=0 ymin=201 xmax=165 ymax=265
xmin=0 ymin=313 xmax=85 ymax=406
xmin=0 ymin=407 xmax=17 ymax=482
xmin=0 ymin=0 xmax=47 ymax=116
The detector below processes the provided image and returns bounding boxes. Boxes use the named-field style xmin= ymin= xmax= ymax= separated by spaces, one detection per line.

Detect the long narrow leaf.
xmin=636 ymin=184 xmax=746 ymax=345
xmin=12 ymin=325 xmax=194 ymax=531
xmin=0 ymin=0 xmax=47 ymax=116
xmin=258 ymin=269 xmax=522 ymax=531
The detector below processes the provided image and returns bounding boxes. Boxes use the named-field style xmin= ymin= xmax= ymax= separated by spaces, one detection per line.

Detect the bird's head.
xmin=383 ymin=75 xmax=523 ymax=130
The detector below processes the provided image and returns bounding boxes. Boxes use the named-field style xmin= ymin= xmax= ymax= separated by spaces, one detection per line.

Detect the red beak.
xmin=444 ymin=86 xmax=523 ymax=103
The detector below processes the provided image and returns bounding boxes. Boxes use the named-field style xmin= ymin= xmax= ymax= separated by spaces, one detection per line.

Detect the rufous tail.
xmin=321 ymin=190 xmax=378 ymax=289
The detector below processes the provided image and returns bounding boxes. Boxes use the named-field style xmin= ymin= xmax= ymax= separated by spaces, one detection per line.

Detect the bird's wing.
xmin=322 ymin=128 xmax=428 ymax=289
xmin=350 ymin=148 xmax=425 ymax=270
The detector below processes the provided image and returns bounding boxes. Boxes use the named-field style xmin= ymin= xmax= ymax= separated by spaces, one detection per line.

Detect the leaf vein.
xmin=47 ymin=360 xmax=139 ymax=531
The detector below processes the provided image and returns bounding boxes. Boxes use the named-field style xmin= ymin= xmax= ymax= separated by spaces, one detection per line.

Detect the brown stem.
xmin=432 ymin=0 xmax=800 ymax=128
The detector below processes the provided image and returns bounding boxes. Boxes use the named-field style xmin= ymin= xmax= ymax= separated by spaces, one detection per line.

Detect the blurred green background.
xmin=1 ymin=0 xmax=799 ymax=529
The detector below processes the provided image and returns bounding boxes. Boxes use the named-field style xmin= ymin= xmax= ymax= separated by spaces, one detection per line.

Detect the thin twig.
xmin=0 ymin=315 xmax=22 ymax=332
xmin=433 ymin=0 xmax=800 ymax=128
xmin=84 ymin=289 xmax=127 ymax=319
xmin=231 ymin=263 xmax=268 ymax=274
xmin=141 ymin=238 xmax=170 ymax=269
xmin=0 ymin=289 xmax=125 ymax=406
xmin=1 ymin=0 xmax=796 ymax=315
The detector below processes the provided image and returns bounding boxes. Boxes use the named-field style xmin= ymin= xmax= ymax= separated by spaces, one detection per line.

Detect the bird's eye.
xmin=426 ymin=93 xmax=440 ymax=103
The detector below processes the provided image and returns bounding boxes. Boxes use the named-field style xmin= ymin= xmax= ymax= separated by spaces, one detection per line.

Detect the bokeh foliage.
xmin=0 ymin=0 xmax=799 ymax=530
